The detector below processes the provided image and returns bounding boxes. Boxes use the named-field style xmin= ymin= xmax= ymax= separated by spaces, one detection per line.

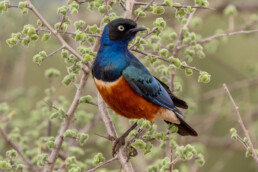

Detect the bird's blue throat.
xmin=93 ymin=26 xmax=134 ymax=82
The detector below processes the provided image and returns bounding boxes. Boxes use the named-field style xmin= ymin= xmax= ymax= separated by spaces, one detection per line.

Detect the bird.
xmin=92 ymin=18 xmax=197 ymax=153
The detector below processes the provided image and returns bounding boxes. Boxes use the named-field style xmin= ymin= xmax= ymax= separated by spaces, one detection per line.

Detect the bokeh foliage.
xmin=0 ymin=0 xmax=258 ymax=171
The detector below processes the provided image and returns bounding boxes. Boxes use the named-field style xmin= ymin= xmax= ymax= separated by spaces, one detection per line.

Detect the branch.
xmin=177 ymin=29 xmax=258 ymax=51
xmin=124 ymin=0 xmax=135 ymax=18
xmin=129 ymin=27 xmax=158 ymax=49
xmin=26 ymin=0 xmax=84 ymax=63
xmin=42 ymin=46 xmax=65 ymax=62
xmin=132 ymin=48 xmax=203 ymax=73
xmin=119 ymin=0 xmax=127 ymax=11
xmin=86 ymin=156 xmax=118 ymax=172
xmin=223 ymin=83 xmax=258 ymax=164
xmin=134 ymin=0 xmax=155 ymax=21
xmin=216 ymin=1 xmax=258 ymax=13
xmin=0 ymin=110 xmax=15 ymax=123
xmin=134 ymin=2 xmax=214 ymax=10
xmin=57 ymin=15 xmax=66 ymax=33
xmin=97 ymin=94 xmax=134 ymax=172
xmin=93 ymin=1 xmax=136 ymax=170
xmin=75 ymin=0 xmax=92 ymax=4
xmin=199 ymin=77 xmax=258 ymax=101
xmin=173 ymin=9 xmax=196 ymax=57
xmin=0 ymin=127 xmax=37 ymax=171
xmin=43 ymin=71 xmax=90 ymax=172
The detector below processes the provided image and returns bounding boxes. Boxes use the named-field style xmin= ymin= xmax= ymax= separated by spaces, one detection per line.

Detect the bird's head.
xmin=100 ymin=18 xmax=146 ymax=46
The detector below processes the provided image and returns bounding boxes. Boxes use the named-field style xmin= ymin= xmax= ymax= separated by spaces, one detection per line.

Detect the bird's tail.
xmin=165 ymin=108 xmax=198 ymax=136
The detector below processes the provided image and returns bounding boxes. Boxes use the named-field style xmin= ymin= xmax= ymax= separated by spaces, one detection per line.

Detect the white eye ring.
xmin=118 ymin=25 xmax=125 ymax=31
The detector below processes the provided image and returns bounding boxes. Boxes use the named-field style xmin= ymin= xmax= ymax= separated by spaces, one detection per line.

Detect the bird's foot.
xmin=112 ymin=122 xmax=138 ymax=157
xmin=112 ymin=136 xmax=126 ymax=157
xmin=112 ymin=138 xmax=138 ymax=160
xmin=126 ymin=145 xmax=138 ymax=160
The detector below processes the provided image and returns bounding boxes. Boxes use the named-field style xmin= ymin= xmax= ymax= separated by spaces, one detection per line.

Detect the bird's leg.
xmin=112 ymin=122 xmax=138 ymax=157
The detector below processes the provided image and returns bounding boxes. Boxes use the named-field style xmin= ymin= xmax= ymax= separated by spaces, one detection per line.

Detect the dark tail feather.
xmin=171 ymin=96 xmax=188 ymax=109
xmin=165 ymin=120 xmax=198 ymax=136
xmin=164 ymin=108 xmax=197 ymax=136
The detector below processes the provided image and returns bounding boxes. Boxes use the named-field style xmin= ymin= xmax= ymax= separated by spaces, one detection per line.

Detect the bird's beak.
xmin=129 ymin=26 xmax=146 ymax=33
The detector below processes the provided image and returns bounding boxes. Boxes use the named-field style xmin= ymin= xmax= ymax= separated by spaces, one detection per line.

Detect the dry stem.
xmin=223 ymin=83 xmax=258 ymax=164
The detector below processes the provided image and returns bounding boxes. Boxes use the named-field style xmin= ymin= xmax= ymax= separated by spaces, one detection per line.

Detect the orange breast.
xmin=94 ymin=76 xmax=161 ymax=122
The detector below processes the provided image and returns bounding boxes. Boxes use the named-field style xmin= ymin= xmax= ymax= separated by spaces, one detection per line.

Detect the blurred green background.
xmin=0 ymin=0 xmax=257 ymax=171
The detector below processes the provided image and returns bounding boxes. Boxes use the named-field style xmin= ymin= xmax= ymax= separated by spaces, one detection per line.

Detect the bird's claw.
xmin=112 ymin=136 xmax=126 ymax=157
xmin=126 ymin=145 xmax=138 ymax=160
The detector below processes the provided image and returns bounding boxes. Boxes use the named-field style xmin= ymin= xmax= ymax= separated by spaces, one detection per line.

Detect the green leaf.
xmin=41 ymin=33 xmax=51 ymax=42
xmin=64 ymin=129 xmax=78 ymax=138
xmin=6 ymin=149 xmax=17 ymax=159
xmin=131 ymin=139 xmax=146 ymax=149
xmin=165 ymin=0 xmax=173 ymax=7
xmin=79 ymin=133 xmax=89 ymax=145
xmin=62 ymin=74 xmax=76 ymax=86
xmin=224 ymin=5 xmax=237 ymax=16
xmin=57 ymin=6 xmax=68 ymax=15
xmin=79 ymin=95 xmax=93 ymax=103
xmin=0 ymin=161 xmax=12 ymax=169
xmin=159 ymin=48 xmax=169 ymax=57
xmin=37 ymin=154 xmax=48 ymax=166
xmin=74 ymin=20 xmax=85 ymax=30
xmin=45 ymin=68 xmax=61 ymax=78
xmin=93 ymin=153 xmax=105 ymax=166
xmin=185 ymin=68 xmax=193 ymax=76
xmin=153 ymin=5 xmax=165 ymax=15
xmin=18 ymin=1 xmax=28 ymax=9
xmin=195 ymin=0 xmax=209 ymax=7
xmin=198 ymin=72 xmax=211 ymax=83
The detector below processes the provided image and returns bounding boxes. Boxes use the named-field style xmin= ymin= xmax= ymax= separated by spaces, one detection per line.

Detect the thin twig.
xmin=42 ymin=46 xmax=65 ymax=61
xmin=57 ymin=15 xmax=66 ymax=33
xmin=132 ymin=48 xmax=203 ymax=73
xmin=134 ymin=2 xmax=214 ymax=10
xmin=0 ymin=127 xmax=37 ymax=171
xmin=85 ymin=101 xmax=99 ymax=107
xmin=223 ymin=83 xmax=258 ymax=164
xmin=80 ymin=112 xmax=100 ymax=133
xmin=134 ymin=0 xmax=155 ymax=21
xmin=56 ymin=162 xmax=67 ymax=172
xmin=119 ymin=0 xmax=127 ymax=11
xmin=0 ymin=110 xmax=16 ymax=123
xmin=199 ymin=77 xmax=258 ymax=101
xmin=173 ymin=9 xmax=196 ymax=57
xmin=75 ymin=0 xmax=92 ymax=4
xmin=129 ymin=27 xmax=158 ymax=49
xmin=86 ymin=156 xmax=118 ymax=172
xmin=97 ymin=94 xmax=135 ymax=172
xmin=177 ymin=29 xmax=258 ymax=51
xmin=236 ymin=134 xmax=248 ymax=149
xmin=43 ymin=71 xmax=89 ymax=172
xmin=171 ymin=157 xmax=181 ymax=165
xmin=169 ymin=145 xmax=174 ymax=172
xmin=26 ymin=0 xmax=85 ymax=63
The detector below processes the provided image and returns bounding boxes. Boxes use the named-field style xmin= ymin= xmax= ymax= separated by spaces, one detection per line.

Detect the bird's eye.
xmin=117 ymin=25 xmax=125 ymax=31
